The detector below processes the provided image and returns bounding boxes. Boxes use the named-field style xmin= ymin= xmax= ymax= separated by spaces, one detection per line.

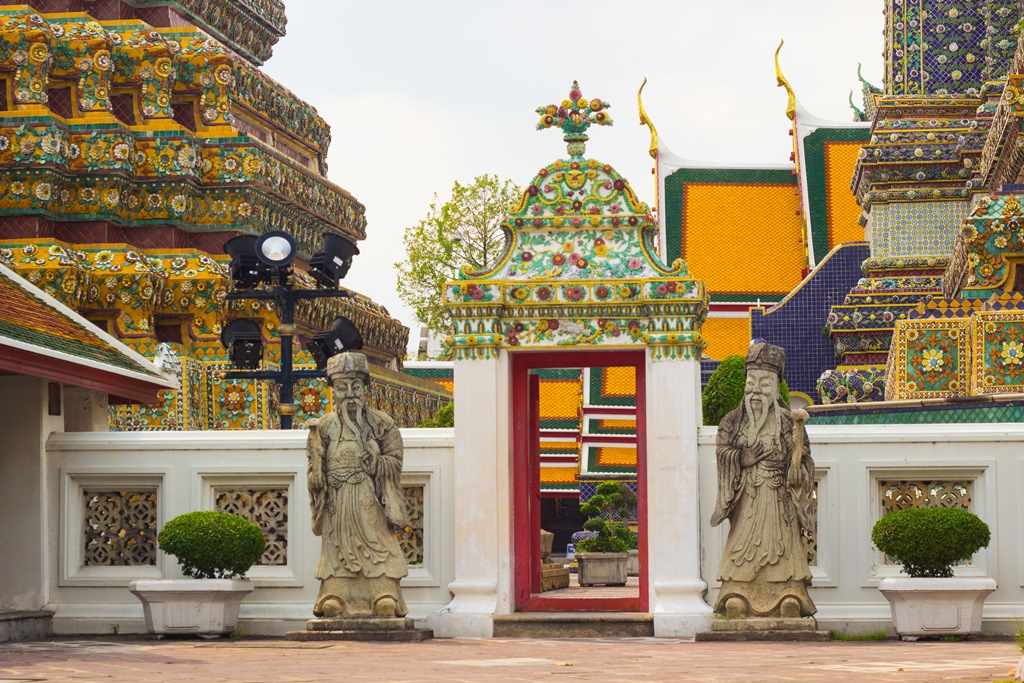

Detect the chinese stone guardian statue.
xmin=306 ymin=352 xmax=409 ymax=618
xmin=710 ymin=342 xmax=816 ymax=619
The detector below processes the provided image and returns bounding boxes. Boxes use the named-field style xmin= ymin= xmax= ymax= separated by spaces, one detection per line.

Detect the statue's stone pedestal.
xmin=695 ymin=617 xmax=830 ymax=642
xmin=285 ymin=617 xmax=433 ymax=642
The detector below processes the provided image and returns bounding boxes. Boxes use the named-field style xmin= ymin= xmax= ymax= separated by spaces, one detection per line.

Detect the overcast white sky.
xmin=262 ymin=1 xmax=885 ymax=353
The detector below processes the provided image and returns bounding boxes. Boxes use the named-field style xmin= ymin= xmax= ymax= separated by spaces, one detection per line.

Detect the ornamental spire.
xmin=535 ymin=80 xmax=613 ymax=158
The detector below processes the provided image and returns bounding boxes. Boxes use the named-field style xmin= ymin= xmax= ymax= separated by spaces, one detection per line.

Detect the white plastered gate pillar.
xmin=430 ymin=353 xmax=512 ymax=637
xmin=645 ymin=352 xmax=711 ymax=636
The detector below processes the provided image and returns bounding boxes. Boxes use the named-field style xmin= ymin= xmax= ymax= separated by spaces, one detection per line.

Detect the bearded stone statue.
xmin=306 ymin=352 xmax=408 ymax=618
xmin=710 ymin=342 xmax=816 ymax=619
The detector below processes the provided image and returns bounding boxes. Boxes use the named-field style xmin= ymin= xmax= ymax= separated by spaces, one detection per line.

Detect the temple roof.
xmin=0 ymin=261 xmax=177 ymax=403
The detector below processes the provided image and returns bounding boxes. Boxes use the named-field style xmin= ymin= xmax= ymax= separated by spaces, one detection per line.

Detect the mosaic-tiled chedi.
xmin=443 ymin=82 xmax=707 ymax=362
xmin=0 ymin=3 xmax=450 ymax=429
xmin=818 ymin=0 xmax=1024 ymax=404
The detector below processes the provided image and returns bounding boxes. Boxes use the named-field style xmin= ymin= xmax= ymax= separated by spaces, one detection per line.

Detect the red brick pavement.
xmin=0 ymin=636 xmax=1019 ymax=682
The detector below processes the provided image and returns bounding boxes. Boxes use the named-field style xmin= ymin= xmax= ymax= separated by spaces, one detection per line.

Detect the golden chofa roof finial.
xmin=637 ymin=77 xmax=658 ymax=160
xmin=775 ymin=39 xmax=796 ymax=122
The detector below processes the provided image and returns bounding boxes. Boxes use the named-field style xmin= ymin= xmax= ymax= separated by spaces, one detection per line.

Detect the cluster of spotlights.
xmin=220 ymin=230 xmax=363 ymax=371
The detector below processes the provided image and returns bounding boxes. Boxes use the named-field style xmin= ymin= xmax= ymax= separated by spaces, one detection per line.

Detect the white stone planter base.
xmin=877 ymin=577 xmax=996 ymax=640
xmin=577 ymin=552 xmax=628 ymax=587
xmin=626 ymin=550 xmax=640 ymax=577
xmin=129 ymin=579 xmax=254 ymax=637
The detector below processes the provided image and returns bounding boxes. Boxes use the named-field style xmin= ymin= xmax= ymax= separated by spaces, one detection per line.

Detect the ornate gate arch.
xmin=434 ymin=82 xmax=711 ymax=636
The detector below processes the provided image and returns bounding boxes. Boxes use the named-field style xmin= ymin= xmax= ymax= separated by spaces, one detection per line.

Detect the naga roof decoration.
xmin=0 ymin=8 xmax=361 ymax=254
xmin=444 ymin=81 xmax=706 ymax=361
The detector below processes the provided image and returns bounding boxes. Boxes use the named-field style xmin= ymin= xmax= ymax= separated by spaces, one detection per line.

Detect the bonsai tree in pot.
xmin=575 ymin=481 xmax=637 ymax=587
xmin=871 ymin=507 xmax=993 ymax=640
xmin=129 ymin=511 xmax=266 ymax=637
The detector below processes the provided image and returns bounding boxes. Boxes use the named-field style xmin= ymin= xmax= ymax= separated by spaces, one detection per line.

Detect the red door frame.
xmin=511 ymin=349 xmax=648 ymax=612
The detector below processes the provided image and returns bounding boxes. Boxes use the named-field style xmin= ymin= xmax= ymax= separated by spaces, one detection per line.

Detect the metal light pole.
xmin=221 ymin=230 xmax=361 ymax=430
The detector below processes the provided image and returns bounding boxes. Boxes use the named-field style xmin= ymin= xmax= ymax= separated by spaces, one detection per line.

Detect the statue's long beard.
xmin=742 ymin=392 xmax=780 ymax=450
xmin=340 ymin=400 xmax=367 ymax=454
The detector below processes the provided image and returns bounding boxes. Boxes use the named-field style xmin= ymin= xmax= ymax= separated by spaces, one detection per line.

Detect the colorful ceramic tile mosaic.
xmin=870 ymin=201 xmax=970 ymax=258
xmin=111 ymin=341 xmax=452 ymax=430
xmin=947 ymin=194 xmax=1024 ymax=298
xmin=807 ymin=398 xmax=1024 ymax=425
xmin=0 ymin=9 xmax=361 ymax=253
xmin=753 ymin=243 xmax=870 ymax=400
xmin=885 ymin=1 xmax=988 ymax=97
xmin=444 ymin=82 xmax=707 ymax=361
xmin=972 ymin=310 xmax=1024 ymax=393
xmin=817 ymin=366 xmax=886 ymax=404
xmin=132 ymin=0 xmax=287 ymax=65
xmin=884 ymin=318 xmax=971 ymax=400
xmin=801 ymin=127 xmax=872 ymax=262
xmin=0 ymin=261 xmax=167 ymax=381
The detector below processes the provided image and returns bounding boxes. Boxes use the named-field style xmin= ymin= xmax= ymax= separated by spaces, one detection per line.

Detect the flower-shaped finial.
xmin=535 ymin=80 xmax=613 ymax=158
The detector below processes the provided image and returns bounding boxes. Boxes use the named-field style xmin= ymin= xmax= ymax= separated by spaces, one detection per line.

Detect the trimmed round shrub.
xmin=157 ymin=511 xmax=266 ymax=579
xmin=702 ymin=354 xmax=790 ymax=426
xmin=870 ymin=507 xmax=990 ymax=578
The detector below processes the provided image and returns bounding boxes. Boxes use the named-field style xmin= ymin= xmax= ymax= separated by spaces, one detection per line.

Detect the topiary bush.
xmin=157 ymin=511 xmax=266 ymax=579
xmin=702 ymin=354 xmax=790 ymax=426
xmin=576 ymin=482 xmax=637 ymax=554
xmin=870 ymin=507 xmax=990 ymax=578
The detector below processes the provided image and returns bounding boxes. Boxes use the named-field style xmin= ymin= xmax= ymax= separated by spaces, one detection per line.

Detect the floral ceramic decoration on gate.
xmin=444 ymin=82 xmax=707 ymax=361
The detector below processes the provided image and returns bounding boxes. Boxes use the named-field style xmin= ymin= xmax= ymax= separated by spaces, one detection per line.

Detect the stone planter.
xmin=577 ymin=552 xmax=628 ymax=587
xmin=626 ymin=549 xmax=640 ymax=577
xmin=129 ymin=579 xmax=254 ymax=637
xmin=877 ymin=577 xmax=996 ymax=640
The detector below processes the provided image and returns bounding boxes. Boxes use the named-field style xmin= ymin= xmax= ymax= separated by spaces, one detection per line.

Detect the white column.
xmin=645 ymin=352 xmax=712 ymax=636
xmin=429 ymin=353 xmax=510 ymax=637
xmin=0 ymin=377 xmax=61 ymax=611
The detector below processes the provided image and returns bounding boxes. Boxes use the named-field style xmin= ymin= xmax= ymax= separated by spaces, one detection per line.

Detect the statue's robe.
xmin=711 ymin=402 xmax=816 ymax=617
xmin=307 ymin=408 xmax=408 ymax=617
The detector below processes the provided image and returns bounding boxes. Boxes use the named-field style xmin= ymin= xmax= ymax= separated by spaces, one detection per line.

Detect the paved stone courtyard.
xmin=0 ymin=636 xmax=1019 ymax=682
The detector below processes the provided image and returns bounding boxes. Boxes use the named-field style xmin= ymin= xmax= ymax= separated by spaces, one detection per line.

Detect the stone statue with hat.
xmin=710 ymin=342 xmax=816 ymax=620
xmin=305 ymin=351 xmax=409 ymax=618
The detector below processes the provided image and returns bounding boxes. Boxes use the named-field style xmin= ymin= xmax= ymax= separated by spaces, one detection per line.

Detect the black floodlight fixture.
xmin=224 ymin=234 xmax=263 ymax=289
xmin=255 ymin=230 xmax=297 ymax=286
xmin=305 ymin=316 xmax=363 ymax=369
xmin=308 ymin=232 xmax=360 ymax=288
xmin=221 ymin=318 xmax=264 ymax=369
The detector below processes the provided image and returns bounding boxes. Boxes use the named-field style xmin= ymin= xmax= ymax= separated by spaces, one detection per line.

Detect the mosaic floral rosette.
xmin=885 ymin=319 xmax=971 ymax=400
xmin=973 ymin=311 xmax=1024 ymax=393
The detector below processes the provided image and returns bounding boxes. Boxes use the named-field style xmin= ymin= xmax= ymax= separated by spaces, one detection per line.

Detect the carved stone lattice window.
xmin=397 ymin=485 xmax=424 ymax=566
xmin=83 ymin=490 xmax=157 ymax=566
xmin=879 ymin=480 xmax=972 ymax=514
xmin=878 ymin=479 xmax=973 ymax=564
xmin=214 ymin=488 xmax=288 ymax=566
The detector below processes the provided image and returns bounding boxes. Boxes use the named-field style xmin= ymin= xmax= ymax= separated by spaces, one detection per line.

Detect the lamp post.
xmin=220 ymin=230 xmax=362 ymax=430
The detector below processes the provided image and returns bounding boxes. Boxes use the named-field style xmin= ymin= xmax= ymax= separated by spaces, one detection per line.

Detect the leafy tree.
xmin=702 ymin=354 xmax=790 ymax=426
xmin=395 ymin=175 xmax=522 ymax=338
xmin=418 ymin=401 xmax=454 ymax=428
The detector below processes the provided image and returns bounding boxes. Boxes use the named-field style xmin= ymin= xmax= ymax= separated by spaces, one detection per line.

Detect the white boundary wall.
xmin=44 ymin=429 xmax=454 ymax=636
xmin=36 ymin=422 xmax=1024 ymax=636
